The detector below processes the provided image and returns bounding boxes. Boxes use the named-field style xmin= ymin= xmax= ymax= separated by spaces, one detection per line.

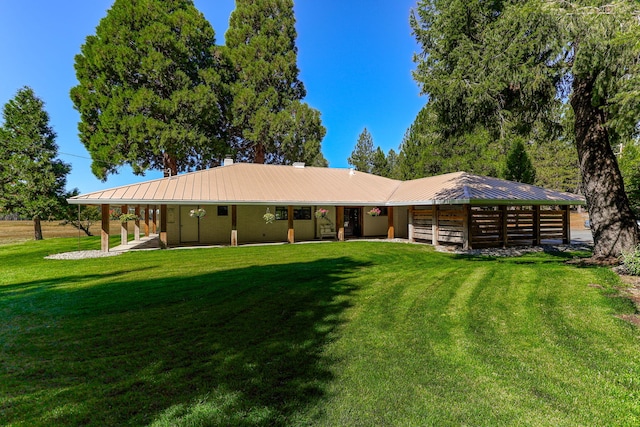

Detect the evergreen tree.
xmin=71 ymin=0 xmax=231 ymax=179
xmin=371 ymin=147 xmax=389 ymax=177
xmin=386 ymin=148 xmax=400 ymax=179
xmin=348 ymin=128 xmax=375 ymax=173
xmin=0 ymin=87 xmax=70 ymax=240
xmin=503 ymin=139 xmax=536 ymax=184
xmin=225 ymin=0 xmax=326 ymax=165
xmin=411 ymin=0 xmax=640 ymax=258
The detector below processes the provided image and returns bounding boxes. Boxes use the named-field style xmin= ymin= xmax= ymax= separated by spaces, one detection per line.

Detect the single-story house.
xmin=67 ymin=160 xmax=585 ymax=252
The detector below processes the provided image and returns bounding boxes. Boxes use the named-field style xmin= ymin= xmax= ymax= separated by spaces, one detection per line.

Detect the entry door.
xmin=344 ymin=207 xmax=362 ymax=237
xmin=180 ymin=206 xmax=199 ymax=242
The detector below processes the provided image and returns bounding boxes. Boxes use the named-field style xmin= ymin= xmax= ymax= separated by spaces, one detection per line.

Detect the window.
xmin=217 ymin=206 xmax=228 ymax=216
xmin=275 ymin=206 xmax=288 ymax=220
xmin=294 ymin=207 xmax=312 ymax=220
xmin=274 ymin=206 xmax=312 ymax=220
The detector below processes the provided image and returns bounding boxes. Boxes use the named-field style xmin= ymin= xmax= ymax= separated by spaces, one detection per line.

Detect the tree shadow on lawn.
xmin=1 ymin=257 xmax=367 ymax=427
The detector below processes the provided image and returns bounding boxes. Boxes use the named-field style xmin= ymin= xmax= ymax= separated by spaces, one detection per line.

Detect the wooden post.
xmin=144 ymin=205 xmax=150 ymax=237
xmin=160 ymin=204 xmax=168 ymax=248
xmin=501 ymin=205 xmax=508 ymax=248
xmin=562 ymin=205 xmax=571 ymax=244
xmin=121 ymin=204 xmax=128 ymax=246
xmin=533 ymin=205 xmax=541 ymax=246
xmin=152 ymin=206 xmax=157 ymax=234
xmin=101 ymin=204 xmax=110 ymax=252
xmin=287 ymin=205 xmax=295 ymax=243
xmin=462 ymin=204 xmax=471 ymax=250
xmin=408 ymin=207 xmax=415 ymax=242
xmin=387 ymin=207 xmax=395 ymax=239
xmin=432 ymin=205 xmax=439 ymax=246
xmin=337 ymin=206 xmax=345 ymax=241
xmin=134 ymin=206 xmax=141 ymax=241
xmin=231 ymin=205 xmax=238 ymax=247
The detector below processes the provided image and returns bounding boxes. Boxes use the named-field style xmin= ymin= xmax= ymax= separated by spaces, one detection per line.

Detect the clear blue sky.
xmin=0 ymin=1 xmax=425 ymax=194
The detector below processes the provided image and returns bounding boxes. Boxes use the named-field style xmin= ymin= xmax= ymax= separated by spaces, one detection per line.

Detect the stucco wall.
xmin=165 ymin=204 xmax=409 ymax=246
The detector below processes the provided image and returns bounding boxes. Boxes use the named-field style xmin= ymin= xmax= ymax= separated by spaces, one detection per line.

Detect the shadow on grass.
xmin=1 ymin=256 xmax=368 ymax=426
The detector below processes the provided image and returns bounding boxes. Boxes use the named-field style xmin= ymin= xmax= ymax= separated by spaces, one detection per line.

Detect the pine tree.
xmin=348 ymin=128 xmax=375 ymax=173
xmin=71 ymin=0 xmax=231 ymax=179
xmin=411 ymin=0 xmax=640 ymax=258
xmin=371 ymin=147 xmax=389 ymax=177
xmin=0 ymin=87 xmax=70 ymax=240
xmin=225 ymin=0 xmax=325 ymax=165
xmin=503 ymin=139 xmax=536 ymax=184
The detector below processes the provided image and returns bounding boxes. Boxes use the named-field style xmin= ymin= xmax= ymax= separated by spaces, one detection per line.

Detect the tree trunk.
xmin=570 ymin=75 xmax=639 ymax=259
xmin=163 ymin=152 xmax=178 ymax=177
xmin=33 ymin=216 xmax=43 ymax=240
xmin=254 ymin=142 xmax=265 ymax=164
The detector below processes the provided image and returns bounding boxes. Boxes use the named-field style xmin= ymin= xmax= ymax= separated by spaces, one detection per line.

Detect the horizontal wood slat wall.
xmin=410 ymin=205 xmax=570 ymax=248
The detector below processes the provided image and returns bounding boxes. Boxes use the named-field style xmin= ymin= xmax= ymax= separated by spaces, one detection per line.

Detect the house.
xmin=67 ymin=161 xmax=585 ymax=252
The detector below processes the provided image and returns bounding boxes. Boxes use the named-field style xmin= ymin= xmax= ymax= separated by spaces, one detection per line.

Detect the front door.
xmin=180 ymin=206 xmax=199 ymax=243
xmin=344 ymin=207 xmax=362 ymax=237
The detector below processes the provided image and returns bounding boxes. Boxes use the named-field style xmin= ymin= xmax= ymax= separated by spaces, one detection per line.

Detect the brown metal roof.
xmin=68 ymin=164 xmax=585 ymax=206
xmin=387 ymin=172 xmax=584 ymax=206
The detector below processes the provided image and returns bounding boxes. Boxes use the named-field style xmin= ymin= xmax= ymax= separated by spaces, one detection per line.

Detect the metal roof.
xmin=68 ymin=164 xmax=585 ymax=206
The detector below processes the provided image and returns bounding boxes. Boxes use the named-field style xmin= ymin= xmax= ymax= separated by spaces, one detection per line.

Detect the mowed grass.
xmin=1 ymin=238 xmax=639 ymax=426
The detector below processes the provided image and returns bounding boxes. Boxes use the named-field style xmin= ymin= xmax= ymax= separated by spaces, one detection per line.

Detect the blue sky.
xmin=0 ymin=1 xmax=424 ymax=194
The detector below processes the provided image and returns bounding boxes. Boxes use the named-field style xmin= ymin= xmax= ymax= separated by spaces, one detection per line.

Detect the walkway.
xmin=110 ymin=234 xmax=161 ymax=252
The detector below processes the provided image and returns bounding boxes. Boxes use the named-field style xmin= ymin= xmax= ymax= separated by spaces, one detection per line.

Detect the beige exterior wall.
xmin=165 ymin=204 xmax=410 ymax=246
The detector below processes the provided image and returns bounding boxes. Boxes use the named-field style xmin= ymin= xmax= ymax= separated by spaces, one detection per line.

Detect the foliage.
xmin=410 ymin=0 xmax=640 ymax=258
xmin=397 ymin=105 xmax=504 ymax=180
xmin=348 ymin=128 xmax=375 ymax=173
xmin=71 ymin=0 xmax=232 ymax=179
xmin=118 ymin=213 xmax=139 ymax=223
xmin=1 ymin=240 xmax=639 ymax=425
xmin=370 ymin=147 xmax=389 ymax=177
xmin=315 ymin=208 xmax=329 ymax=219
xmin=0 ymin=86 xmax=70 ymax=240
xmin=59 ymin=191 xmax=101 ymax=236
xmin=189 ymin=208 xmax=206 ymax=219
xmin=620 ymin=244 xmax=640 ymax=276
xmin=502 ymin=138 xmax=536 ymax=184
xmin=618 ymin=140 xmax=640 ymax=215
xmin=367 ymin=207 xmax=382 ymax=216
xmin=225 ymin=0 xmax=326 ymax=165
xmin=263 ymin=208 xmax=275 ymax=224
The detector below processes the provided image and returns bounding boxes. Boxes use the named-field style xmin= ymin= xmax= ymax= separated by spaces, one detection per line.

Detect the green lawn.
xmin=1 ymin=238 xmax=639 ymax=426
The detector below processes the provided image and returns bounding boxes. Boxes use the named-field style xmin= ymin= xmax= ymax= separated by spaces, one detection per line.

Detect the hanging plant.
xmin=367 ymin=207 xmax=382 ymax=217
xmin=190 ymin=208 xmax=206 ymax=219
xmin=263 ymin=208 xmax=275 ymax=224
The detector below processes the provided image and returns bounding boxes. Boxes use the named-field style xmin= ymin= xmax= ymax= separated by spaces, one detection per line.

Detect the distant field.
xmin=0 ymin=220 xmax=125 ymax=246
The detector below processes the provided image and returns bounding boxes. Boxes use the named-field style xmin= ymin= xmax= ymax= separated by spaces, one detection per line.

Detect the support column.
xmin=287 ymin=205 xmax=295 ymax=243
xmin=533 ymin=205 xmax=541 ymax=246
xmin=387 ymin=207 xmax=395 ymax=239
xmin=408 ymin=207 xmax=415 ymax=242
xmin=121 ymin=204 xmax=128 ymax=246
xmin=101 ymin=204 xmax=110 ymax=252
xmin=463 ymin=204 xmax=471 ymax=250
xmin=432 ymin=205 xmax=439 ymax=246
xmin=231 ymin=205 xmax=238 ymax=247
xmin=501 ymin=205 xmax=508 ymax=248
xmin=337 ymin=206 xmax=345 ymax=241
xmin=152 ymin=206 xmax=157 ymax=234
xmin=160 ymin=204 xmax=168 ymax=248
xmin=144 ymin=205 xmax=150 ymax=237
xmin=134 ymin=206 xmax=141 ymax=241
xmin=562 ymin=205 xmax=571 ymax=244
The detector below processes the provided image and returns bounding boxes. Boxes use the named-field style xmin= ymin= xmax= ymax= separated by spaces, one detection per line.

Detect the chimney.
xmin=223 ymin=158 xmax=234 ymax=166
xmin=293 ymin=162 xmax=305 ymax=168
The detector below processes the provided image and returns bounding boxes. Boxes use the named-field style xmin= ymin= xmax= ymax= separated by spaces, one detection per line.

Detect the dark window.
xmin=294 ymin=207 xmax=312 ymax=220
xmin=275 ymin=206 xmax=288 ymax=220
xmin=217 ymin=206 xmax=228 ymax=216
